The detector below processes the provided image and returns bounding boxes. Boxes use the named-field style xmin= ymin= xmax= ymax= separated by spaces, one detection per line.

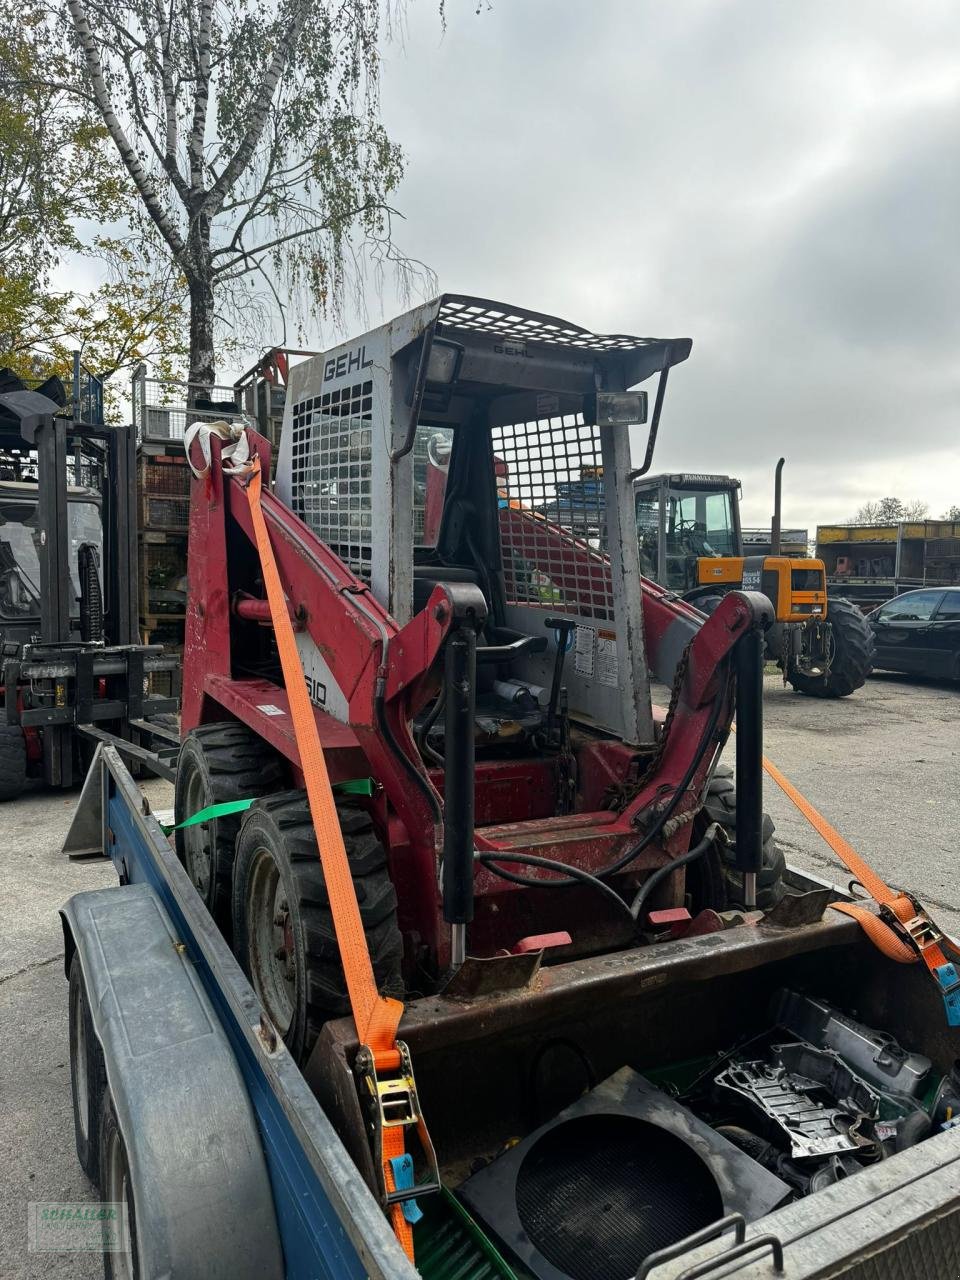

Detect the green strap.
xmin=334 ymin=778 xmax=375 ymax=796
xmin=160 ymin=778 xmax=375 ymax=834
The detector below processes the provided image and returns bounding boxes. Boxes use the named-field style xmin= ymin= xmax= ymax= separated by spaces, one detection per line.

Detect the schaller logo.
xmin=323 ymin=344 xmax=373 ymax=382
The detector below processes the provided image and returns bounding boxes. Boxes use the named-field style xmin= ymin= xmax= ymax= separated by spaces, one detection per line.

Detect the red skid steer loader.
xmin=171 ymin=297 xmax=953 ymax=1278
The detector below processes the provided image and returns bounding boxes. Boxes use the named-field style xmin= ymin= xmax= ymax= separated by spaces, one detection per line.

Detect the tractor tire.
xmin=686 ymin=765 xmax=786 ymax=913
xmin=787 ymin=596 xmax=874 ymax=698
xmin=0 ymin=723 xmax=27 ymax=800
xmin=174 ymin=722 xmax=284 ymax=931
xmin=231 ymin=792 xmax=403 ymax=1065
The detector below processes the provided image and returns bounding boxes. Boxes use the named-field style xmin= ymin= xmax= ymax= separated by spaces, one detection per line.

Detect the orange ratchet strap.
xmin=759 ymin=750 xmax=960 ymax=1026
xmin=242 ymin=456 xmax=433 ymax=1260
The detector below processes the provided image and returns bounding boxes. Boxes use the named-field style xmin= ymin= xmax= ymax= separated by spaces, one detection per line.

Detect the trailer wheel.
xmin=232 ymin=792 xmax=403 ymax=1065
xmin=99 ymin=1090 xmax=139 ymax=1279
xmin=174 ymin=722 xmax=284 ymax=930
xmin=68 ymin=952 xmax=106 ymax=1186
xmin=0 ymin=723 xmax=27 ymax=800
xmin=687 ymin=766 xmax=786 ymax=913
xmin=787 ymin=596 xmax=874 ymax=698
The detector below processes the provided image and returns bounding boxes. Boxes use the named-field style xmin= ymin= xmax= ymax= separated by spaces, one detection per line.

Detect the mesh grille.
xmin=515 ymin=1116 xmax=723 ymax=1280
xmin=492 ymin=414 xmax=614 ymax=620
xmin=439 ymin=297 xmax=664 ymax=353
xmin=291 ymin=380 xmax=373 ymax=580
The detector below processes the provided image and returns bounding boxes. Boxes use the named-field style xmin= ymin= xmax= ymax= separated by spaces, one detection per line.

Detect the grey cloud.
xmin=312 ymin=0 xmax=960 ymax=524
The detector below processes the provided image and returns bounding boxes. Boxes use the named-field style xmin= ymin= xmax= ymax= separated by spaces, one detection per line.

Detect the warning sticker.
xmin=596 ymin=630 xmax=619 ymax=687
xmin=573 ymin=625 xmax=595 ymax=677
xmin=257 ymin=704 xmax=286 ymax=717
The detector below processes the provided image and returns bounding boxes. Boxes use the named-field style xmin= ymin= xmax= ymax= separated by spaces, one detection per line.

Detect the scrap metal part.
xmin=773 ymin=988 xmax=932 ymax=1097
xmin=713 ymin=1057 xmax=872 ymax=1160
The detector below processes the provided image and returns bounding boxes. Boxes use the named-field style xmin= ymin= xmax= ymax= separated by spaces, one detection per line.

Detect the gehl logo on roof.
xmin=323 ymin=345 xmax=373 ymax=382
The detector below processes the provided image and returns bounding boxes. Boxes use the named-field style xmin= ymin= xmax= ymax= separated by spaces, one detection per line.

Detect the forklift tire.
xmin=231 ymin=791 xmax=404 ymax=1065
xmin=174 ymin=722 xmax=284 ymax=931
xmin=787 ymin=596 xmax=874 ymax=698
xmin=0 ymin=723 xmax=27 ymax=800
xmin=688 ymin=766 xmax=786 ymax=913
xmin=68 ymin=952 xmax=107 ymax=1186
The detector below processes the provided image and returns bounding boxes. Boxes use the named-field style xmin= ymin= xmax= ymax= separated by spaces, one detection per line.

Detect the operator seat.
xmin=411 ymin=565 xmax=550 ymax=749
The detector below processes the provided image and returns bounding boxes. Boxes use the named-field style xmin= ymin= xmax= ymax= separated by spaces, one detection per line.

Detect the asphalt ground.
xmin=0 ymin=670 xmax=957 ymax=1276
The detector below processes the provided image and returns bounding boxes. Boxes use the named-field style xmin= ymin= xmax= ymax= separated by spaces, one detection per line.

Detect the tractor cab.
xmin=276 ymin=295 xmax=693 ymax=752
xmin=634 ymin=472 xmax=742 ymax=592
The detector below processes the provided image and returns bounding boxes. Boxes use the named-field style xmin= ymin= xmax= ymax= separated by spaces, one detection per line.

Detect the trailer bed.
xmin=62 ymin=746 xmax=960 ymax=1279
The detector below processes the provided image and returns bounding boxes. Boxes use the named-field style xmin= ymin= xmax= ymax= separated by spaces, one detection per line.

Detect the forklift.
xmin=0 ymin=370 xmax=180 ymax=798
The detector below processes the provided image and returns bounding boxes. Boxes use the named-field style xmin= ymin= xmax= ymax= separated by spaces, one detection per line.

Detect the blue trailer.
xmin=61 ymin=746 xmax=960 ymax=1279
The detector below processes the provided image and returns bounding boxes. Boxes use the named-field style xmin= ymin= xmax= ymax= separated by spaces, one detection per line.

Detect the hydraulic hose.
xmin=482 ymin=660 xmax=731 ymax=892
xmin=628 ymin=824 xmax=719 ymax=921
xmin=416 ymin=684 xmax=446 ymax=766
xmin=476 ymin=851 xmax=635 ymax=925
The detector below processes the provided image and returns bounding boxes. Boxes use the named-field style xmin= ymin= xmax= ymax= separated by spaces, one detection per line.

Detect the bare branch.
xmin=188 ymin=0 xmax=213 ymax=195
xmin=211 ymin=200 xmax=391 ymax=279
xmin=206 ymin=0 xmax=314 ymax=210
xmin=66 ymin=0 xmax=188 ymax=263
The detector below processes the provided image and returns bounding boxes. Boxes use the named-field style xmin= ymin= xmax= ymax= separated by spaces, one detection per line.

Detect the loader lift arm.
xmin=183 ymin=427 xmax=768 ymax=968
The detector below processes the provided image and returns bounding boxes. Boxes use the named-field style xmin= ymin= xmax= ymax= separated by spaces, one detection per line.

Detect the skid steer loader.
xmin=171 ymin=297 xmax=955 ymax=1279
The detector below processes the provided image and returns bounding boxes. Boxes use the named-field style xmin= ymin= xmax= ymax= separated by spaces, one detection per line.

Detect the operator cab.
xmin=634 ymin=473 xmax=742 ymax=592
xmin=277 ymin=296 xmax=693 ymax=757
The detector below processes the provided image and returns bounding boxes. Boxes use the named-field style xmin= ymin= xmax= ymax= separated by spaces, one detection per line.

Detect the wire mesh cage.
xmin=290 ymin=379 xmax=374 ymax=581
xmin=132 ymin=365 xmax=243 ymax=442
xmin=493 ymin=413 xmax=614 ymax=621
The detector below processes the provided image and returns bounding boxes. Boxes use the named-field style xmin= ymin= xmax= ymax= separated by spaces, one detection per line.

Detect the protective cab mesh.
xmin=492 ymin=414 xmax=614 ymax=621
xmin=290 ymin=380 xmax=373 ymax=580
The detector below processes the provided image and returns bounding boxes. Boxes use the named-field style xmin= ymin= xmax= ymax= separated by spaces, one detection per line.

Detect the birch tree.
xmin=0 ymin=0 xmax=187 ymax=387
xmin=65 ymin=0 xmax=420 ymax=395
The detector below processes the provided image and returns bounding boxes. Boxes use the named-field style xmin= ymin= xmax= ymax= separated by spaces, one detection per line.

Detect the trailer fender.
xmin=60 ymin=882 xmax=284 ymax=1280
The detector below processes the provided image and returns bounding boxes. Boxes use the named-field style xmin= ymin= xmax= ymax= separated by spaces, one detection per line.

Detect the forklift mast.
xmin=0 ymin=373 xmax=178 ymax=792
xmin=0 ymin=381 xmax=138 ymax=647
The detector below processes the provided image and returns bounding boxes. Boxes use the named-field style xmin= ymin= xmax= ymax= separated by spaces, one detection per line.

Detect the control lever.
xmin=475 ymin=628 xmax=547 ymax=664
xmin=544 ymin=618 xmax=577 ymax=739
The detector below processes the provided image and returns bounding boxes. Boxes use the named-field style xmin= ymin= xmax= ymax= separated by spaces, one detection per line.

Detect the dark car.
xmin=868 ymin=587 xmax=960 ymax=679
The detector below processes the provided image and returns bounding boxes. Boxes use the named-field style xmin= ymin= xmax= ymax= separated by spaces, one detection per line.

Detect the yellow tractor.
xmin=633 ymin=462 xmax=874 ymax=697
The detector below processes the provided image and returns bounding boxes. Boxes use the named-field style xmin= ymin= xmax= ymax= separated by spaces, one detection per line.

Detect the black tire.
xmin=0 ymin=722 xmax=27 ymax=800
xmin=100 ymin=1090 xmax=140 ymax=1278
xmin=231 ymin=791 xmax=403 ymax=1065
xmin=787 ymin=596 xmax=874 ymax=698
xmin=68 ymin=952 xmax=107 ymax=1186
xmin=686 ymin=765 xmax=786 ymax=913
xmin=174 ymin=722 xmax=284 ymax=929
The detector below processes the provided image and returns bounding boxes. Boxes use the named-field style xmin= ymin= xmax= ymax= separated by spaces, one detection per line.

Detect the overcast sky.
xmin=329 ymin=0 xmax=959 ymax=530
xmin=61 ymin=1 xmax=958 ymax=530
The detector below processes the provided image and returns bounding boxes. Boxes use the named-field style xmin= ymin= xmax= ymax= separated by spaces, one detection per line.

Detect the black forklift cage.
xmin=0 ymin=384 xmax=180 ymax=785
